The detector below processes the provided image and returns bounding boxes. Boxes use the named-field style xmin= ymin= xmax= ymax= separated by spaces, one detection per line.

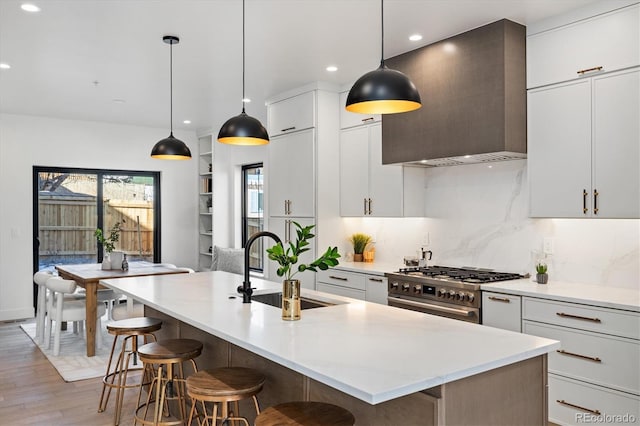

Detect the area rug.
xmin=20 ymin=321 xmax=116 ymax=382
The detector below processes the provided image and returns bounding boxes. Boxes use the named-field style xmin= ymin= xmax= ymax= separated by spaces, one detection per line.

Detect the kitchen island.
xmin=101 ymin=271 xmax=559 ymax=425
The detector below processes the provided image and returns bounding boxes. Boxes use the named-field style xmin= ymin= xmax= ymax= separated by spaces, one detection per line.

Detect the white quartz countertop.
xmin=334 ymin=261 xmax=403 ymax=275
xmin=482 ymin=280 xmax=640 ymax=312
xmin=101 ymin=271 xmax=559 ymax=405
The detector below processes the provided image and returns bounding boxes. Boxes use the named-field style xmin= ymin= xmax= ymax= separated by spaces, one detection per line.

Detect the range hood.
xmin=382 ymin=19 xmax=526 ymax=167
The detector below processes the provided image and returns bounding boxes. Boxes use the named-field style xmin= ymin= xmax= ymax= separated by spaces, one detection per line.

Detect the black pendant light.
xmin=218 ymin=0 xmax=269 ymax=145
xmin=151 ymin=35 xmax=192 ymax=160
xmin=346 ymin=0 xmax=421 ymax=114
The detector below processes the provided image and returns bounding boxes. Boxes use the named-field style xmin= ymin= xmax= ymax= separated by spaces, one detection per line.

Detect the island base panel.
xmin=145 ymin=307 xmax=548 ymax=425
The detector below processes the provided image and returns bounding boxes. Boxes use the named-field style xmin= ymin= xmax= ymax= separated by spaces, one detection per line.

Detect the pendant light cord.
xmin=380 ymin=0 xmax=385 ymax=67
xmin=169 ymin=39 xmax=174 ymax=135
xmin=242 ymin=0 xmax=246 ymax=114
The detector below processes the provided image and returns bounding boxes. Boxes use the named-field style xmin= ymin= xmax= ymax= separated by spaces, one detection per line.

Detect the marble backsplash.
xmin=341 ymin=160 xmax=639 ymax=290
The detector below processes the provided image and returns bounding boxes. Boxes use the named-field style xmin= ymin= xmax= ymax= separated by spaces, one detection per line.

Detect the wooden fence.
xmin=39 ymin=195 xmax=154 ymax=262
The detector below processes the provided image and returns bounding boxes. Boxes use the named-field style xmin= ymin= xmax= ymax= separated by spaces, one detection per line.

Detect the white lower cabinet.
xmin=522 ymin=297 xmax=640 ymax=425
xmin=482 ymin=292 xmax=522 ymax=332
xmin=548 ymin=375 xmax=640 ymax=426
xmin=316 ymin=268 xmax=387 ymax=305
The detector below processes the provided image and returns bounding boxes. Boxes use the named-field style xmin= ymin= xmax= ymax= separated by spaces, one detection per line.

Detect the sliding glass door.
xmin=33 ymin=167 xmax=161 ymax=274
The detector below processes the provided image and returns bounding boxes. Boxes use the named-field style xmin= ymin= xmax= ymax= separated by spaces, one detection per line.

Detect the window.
xmin=241 ymin=163 xmax=264 ymax=271
xmin=33 ymin=166 xmax=161 ymax=273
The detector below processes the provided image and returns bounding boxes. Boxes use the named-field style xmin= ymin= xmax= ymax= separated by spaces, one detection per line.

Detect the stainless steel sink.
xmin=252 ymin=292 xmax=336 ymax=310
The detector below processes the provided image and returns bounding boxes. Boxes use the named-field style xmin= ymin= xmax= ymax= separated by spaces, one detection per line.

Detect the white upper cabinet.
xmin=529 ymin=68 xmax=639 ymax=218
xmin=340 ymin=123 xmax=404 ymax=217
xmin=338 ymin=91 xmax=380 ymax=129
xmin=527 ymin=4 xmax=639 ymax=88
xmin=268 ymin=91 xmax=315 ymax=137
xmin=268 ymin=128 xmax=315 ymax=218
xmin=592 ymin=69 xmax=640 ymax=218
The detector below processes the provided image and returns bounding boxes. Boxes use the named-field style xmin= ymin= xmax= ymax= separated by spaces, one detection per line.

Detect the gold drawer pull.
xmin=593 ymin=189 xmax=599 ymax=215
xmin=557 ymin=349 xmax=602 ymax=363
xmin=556 ymin=400 xmax=601 ymax=415
xmin=488 ymin=296 xmax=511 ymax=303
xmin=577 ymin=66 xmax=603 ymax=75
xmin=329 ymin=276 xmax=348 ymax=281
xmin=369 ymin=278 xmax=383 ymax=282
xmin=556 ymin=312 xmax=601 ymax=323
xmin=583 ymin=189 xmax=588 ymax=214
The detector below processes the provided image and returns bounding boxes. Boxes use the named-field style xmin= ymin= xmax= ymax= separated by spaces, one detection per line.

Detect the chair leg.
xmin=53 ymin=319 xmax=62 ymax=356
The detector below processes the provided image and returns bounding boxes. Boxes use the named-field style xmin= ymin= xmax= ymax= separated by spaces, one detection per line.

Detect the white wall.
xmin=341 ymin=160 xmax=639 ymax=289
xmin=211 ymin=139 xmax=268 ymax=248
xmin=0 ymin=113 xmax=198 ymax=321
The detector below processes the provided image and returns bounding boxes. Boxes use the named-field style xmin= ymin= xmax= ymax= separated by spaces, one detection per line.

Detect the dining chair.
xmin=44 ymin=276 xmax=106 ymax=356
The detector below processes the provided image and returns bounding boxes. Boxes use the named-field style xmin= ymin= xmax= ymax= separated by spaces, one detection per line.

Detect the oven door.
xmin=388 ymin=296 xmax=480 ymax=323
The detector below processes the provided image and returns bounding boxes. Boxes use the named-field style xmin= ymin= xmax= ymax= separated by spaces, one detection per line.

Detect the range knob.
xmin=413 ymin=285 xmax=422 ymax=294
xmin=390 ymin=282 xmax=399 ymax=290
xmin=467 ymin=293 xmax=475 ymax=302
xmin=437 ymin=288 xmax=447 ymax=297
xmin=402 ymin=284 xmax=411 ymax=292
xmin=447 ymin=290 xmax=456 ymax=299
xmin=457 ymin=292 xmax=466 ymax=301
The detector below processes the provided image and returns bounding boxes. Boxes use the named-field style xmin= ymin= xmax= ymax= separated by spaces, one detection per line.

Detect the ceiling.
xmin=0 ymin=0 xmax=598 ymax=135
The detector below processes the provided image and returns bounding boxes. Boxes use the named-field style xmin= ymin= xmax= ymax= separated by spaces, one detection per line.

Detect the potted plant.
xmin=536 ymin=262 xmax=548 ymax=284
xmin=94 ymin=221 xmax=123 ymax=270
xmin=349 ymin=233 xmax=372 ymax=262
xmin=266 ymin=221 xmax=340 ymax=320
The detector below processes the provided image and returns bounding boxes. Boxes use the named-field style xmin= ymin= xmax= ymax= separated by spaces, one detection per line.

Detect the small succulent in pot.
xmin=349 ymin=233 xmax=372 ymax=262
xmin=535 ymin=262 xmax=548 ymax=284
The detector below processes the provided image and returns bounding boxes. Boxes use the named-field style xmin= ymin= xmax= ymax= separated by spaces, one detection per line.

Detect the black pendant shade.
xmin=346 ymin=62 xmax=421 ymax=114
xmin=346 ymin=0 xmax=421 ymax=115
xmin=151 ymin=133 xmax=192 ymax=159
xmin=217 ymin=0 xmax=269 ymax=146
xmin=218 ymin=109 xmax=269 ymax=145
xmin=151 ymin=35 xmax=191 ymax=160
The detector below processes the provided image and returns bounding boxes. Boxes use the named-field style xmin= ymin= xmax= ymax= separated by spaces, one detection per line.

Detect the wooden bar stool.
xmin=134 ymin=338 xmax=203 ymax=426
xmin=255 ymin=401 xmax=356 ymax=426
xmin=98 ymin=317 xmax=163 ymax=425
xmin=186 ymin=367 xmax=265 ymax=426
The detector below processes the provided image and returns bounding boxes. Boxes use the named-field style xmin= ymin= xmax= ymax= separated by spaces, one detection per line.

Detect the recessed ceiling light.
xmin=242 ymin=98 xmax=251 ymax=103
xmin=326 ymin=65 xmax=338 ymax=72
xmin=421 ymin=160 xmax=428 ymax=164
xmin=183 ymin=120 xmax=191 ymax=124
xmin=0 ymin=63 xmax=10 ymax=69
xmin=112 ymin=99 xmax=126 ymax=104
xmin=443 ymin=42 xmax=457 ymax=53
xmin=21 ymin=3 xmax=40 ymax=12
xmin=409 ymin=34 xmax=422 ymax=42
xmin=464 ymin=155 xmax=471 ymax=159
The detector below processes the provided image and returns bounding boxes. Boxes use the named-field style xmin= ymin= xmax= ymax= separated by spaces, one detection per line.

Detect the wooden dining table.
xmin=55 ymin=261 xmax=188 ymax=357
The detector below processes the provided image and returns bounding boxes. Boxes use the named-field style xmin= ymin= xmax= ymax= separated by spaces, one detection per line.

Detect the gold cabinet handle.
xmin=363 ymin=198 xmax=368 ymax=215
xmin=368 ymin=198 xmax=372 ymax=215
xmin=556 ymin=400 xmax=601 ymax=415
xmin=593 ymin=189 xmax=599 ymax=215
xmin=288 ymin=200 xmax=292 ymax=215
xmin=556 ymin=312 xmax=601 ymax=323
xmin=329 ymin=276 xmax=348 ymax=281
xmin=577 ymin=66 xmax=603 ymax=75
xmin=281 ymin=126 xmax=296 ymax=132
xmin=583 ymin=189 xmax=588 ymax=214
xmin=488 ymin=296 xmax=511 ymax=303
xmin=556 ymin=349 xmax=602 ymax=363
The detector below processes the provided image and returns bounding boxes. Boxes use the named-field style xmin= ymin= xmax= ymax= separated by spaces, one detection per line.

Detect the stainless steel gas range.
xmin=385 ymin=266 xmax=524 ymax=323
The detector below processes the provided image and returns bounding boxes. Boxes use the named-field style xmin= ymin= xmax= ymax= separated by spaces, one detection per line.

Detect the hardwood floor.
xmin=0 ymin=321 xmax=137 ymax=425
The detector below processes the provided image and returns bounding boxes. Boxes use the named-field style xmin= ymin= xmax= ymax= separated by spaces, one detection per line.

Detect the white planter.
xmin=110 ymin=251 xmax=124 ymax=270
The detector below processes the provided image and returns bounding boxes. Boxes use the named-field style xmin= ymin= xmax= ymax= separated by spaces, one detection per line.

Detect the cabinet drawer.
xmin=522 ymin=297 xmax=640 ymax=339
xmin=268 ymin=91 xmax=315 ymax=137
xmin=482 ymin=292 xmax=521 ymax=332
xmin=548 ymin=374 xmax=640 ymax=426
xmin=527 ymin=4 xmax=640 ymax=88
xmin=316 ymin=283 xmax=365 ymax=301
xmin=316 ymin=270 xmax=366 ymax=291
xmin=339 ymin=91 xmax=380 ymax=129
xmin=524 ymin=321 xmax=640 ymax=395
